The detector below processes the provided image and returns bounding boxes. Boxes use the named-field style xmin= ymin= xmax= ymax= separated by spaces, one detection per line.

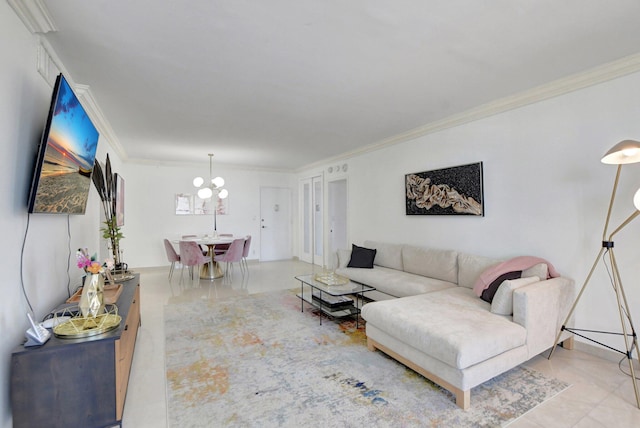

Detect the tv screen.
xmin=28 ymin=74 xmax=100 ymax=214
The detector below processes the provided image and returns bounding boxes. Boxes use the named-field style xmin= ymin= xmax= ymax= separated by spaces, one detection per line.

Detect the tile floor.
xmin=122 ymin=261 xmax=640 ymax=427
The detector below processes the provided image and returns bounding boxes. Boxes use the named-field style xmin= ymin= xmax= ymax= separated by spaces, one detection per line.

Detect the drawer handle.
xmin=124 ymin=324 xmax=129 ymax=331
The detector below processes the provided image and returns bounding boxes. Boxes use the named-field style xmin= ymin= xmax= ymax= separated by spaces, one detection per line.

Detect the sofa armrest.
xmin=512 ymin=277 xmax=575 ymax=358
xmin=334 ymin=249 xmax=352 ymax=270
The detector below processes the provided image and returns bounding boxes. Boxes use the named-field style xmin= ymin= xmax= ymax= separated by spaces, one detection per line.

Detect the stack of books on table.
xmin=312 ymin=291 xmax=354 ymax=311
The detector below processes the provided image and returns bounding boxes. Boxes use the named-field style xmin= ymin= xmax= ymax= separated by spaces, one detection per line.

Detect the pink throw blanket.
xmin=473 ymin=256 xmax=560 ymax=296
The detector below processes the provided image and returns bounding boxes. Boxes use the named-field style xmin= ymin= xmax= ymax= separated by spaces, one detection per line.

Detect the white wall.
xmin=302 ymin=70 xmax=640 ymax=352
xmin=0 ymin=4 xmax=123 ymax=426
xmin=4 ymin=1 xmax=640 ymax=424
xmin=120 ymin=162 xmax=296 ymax=268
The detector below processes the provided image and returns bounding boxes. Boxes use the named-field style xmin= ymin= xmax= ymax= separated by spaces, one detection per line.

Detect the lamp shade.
xmin=198 ymin=187 xmax=213 ymax=199
xmin=634 ymin=188 xmax=640 ymax=211
xmin=212 ymin=176 xmax=225 ymax=188
xmin=193 ymin=177 xmax=204 ymax=187
xmin=601 ymin=140 xmax=640 ymax=165
xmin=218 ymin=189 xmax=229 ymax=199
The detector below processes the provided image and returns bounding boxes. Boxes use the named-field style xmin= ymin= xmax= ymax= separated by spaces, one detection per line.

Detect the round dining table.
xmin=177 ymin=236 xmax=235 ymax=280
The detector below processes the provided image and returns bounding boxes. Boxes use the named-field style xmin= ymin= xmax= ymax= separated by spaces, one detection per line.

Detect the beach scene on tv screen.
xmin=33 ymin=78 xmax=99 ymax=214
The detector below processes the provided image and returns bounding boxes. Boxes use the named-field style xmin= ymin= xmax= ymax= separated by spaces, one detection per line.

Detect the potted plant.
xmin=92 ymin=154 xmax=126 ymax=272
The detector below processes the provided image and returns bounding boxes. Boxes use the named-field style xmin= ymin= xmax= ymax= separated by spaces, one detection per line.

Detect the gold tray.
xmin=53 ymin=313 xmax=122 ymax=339
xmin=313 ymin=273 xmax=349 ymax=286
xmin=66 ymin=283 xmax=123 ymax=305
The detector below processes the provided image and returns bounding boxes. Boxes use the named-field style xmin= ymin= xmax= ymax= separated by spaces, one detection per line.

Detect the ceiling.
xmin=34 ymin=1 xmax=640 ymax=170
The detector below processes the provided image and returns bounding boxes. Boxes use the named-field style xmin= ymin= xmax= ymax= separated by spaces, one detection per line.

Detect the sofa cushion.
xmin=347 ymin=244 xmax=376 ymax=268
xmin=363 ymin=240 xmax=404 ymax=271
xmin=522 ymin=263 xmax=548 ymax=280
xmin=480 ymin=271 xmax=522 ymax=303
xmin=336 ymin=249 xmax=351 ymax=269
xmin=335 ymin=266 xmax=456 ymax=298
xmin=491 ymin=276 xmax=540 ymax=315
xmin=457 ymin=253 xmax=502 ymax=289
xmin=361 ymin=287 xmax=527 ymax=369
xmin=402 ymin=245 xmax=458 ymax=284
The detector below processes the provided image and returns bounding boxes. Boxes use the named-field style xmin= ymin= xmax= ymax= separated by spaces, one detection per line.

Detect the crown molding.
xmin=74 ymin=85 xmax=128 ymax=162
xmin=34 ymin=38 xmax=126 ymax=161
xmin=7 ymin=0 xmax=57 ymax=33
xmin=297 ymin=53 xmax=640 ymax=173
xmin=125 ymin=156 xmax=293 ymax=173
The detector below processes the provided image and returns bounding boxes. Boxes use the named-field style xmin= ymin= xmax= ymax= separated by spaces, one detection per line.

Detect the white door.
xmin=299 ymin=175 xmax=323 ymax=266
xmin=328 ymin=179 xmax=347 ymax=261
xmin=260 ymin=187 xmax=292 ymax=261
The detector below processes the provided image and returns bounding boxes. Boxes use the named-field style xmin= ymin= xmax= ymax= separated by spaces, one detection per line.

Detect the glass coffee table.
xmin=295 ymin=274 xmax=375 ymax=328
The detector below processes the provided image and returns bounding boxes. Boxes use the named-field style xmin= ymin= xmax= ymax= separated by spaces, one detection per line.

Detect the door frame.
xmin=259 ymin=186 xmax=292 ymax=261
xmin=327 ymin=177 xmax=348 ymax=268
xmin=299 ymin=173 xmax=324 ymax=266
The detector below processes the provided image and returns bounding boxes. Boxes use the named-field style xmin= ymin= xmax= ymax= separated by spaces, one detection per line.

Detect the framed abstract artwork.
xmin=194 ymin=196 xmax=212 ymax=215
xmin=405 ymin=162 xmax=484 ymax=216
xmin=114 ymin=173 xmax=125 ymax=226
xmin=175 ymin=193 xmax=194 ymax=215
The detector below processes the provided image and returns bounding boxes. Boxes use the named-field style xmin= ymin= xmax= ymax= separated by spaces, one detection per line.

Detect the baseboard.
xmin=573 ymin=340 xmax=626 ymax=363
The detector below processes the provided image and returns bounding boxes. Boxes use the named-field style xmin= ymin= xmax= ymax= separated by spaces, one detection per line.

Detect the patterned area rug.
xmin=165 ymin=290 xmax=568 ymax=427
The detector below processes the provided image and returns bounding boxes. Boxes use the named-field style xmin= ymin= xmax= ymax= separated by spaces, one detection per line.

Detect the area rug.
xmin=165 ymin=289 xmax=569 ymax=427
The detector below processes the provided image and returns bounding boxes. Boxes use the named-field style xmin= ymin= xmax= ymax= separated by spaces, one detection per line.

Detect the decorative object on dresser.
xmin=405 ymin=161 xmax=484 ymax=216
xmin=92 ymin=154 xmax=126 ymax=272
xmin=10 ymin=274 xmax=141 ymax=427
xmin=548 ymin=139 xmax=640 ymax=409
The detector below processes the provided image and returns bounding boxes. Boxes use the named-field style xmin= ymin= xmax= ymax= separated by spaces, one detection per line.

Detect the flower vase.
xmin=80 ymin=273 xmax=105 ymax=318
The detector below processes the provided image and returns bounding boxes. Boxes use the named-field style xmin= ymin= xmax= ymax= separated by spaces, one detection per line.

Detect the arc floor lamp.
xmin=549 ymin=140 xmax=640 ymax=409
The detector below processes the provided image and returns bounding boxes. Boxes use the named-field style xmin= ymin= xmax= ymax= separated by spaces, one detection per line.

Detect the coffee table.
xmin=295 ymin=274 xmax=375 ymax=328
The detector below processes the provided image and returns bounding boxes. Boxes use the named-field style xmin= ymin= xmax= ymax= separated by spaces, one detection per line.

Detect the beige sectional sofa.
xmin=334 ymin=241 xmax=575 ymax=409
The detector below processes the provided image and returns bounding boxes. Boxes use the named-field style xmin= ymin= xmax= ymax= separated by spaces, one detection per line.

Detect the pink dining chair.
xmin=178 ymin=240 xmax=212 ymax=283
xmin=214 ymin=238 xmax=245 ymax=278
xmin=182 ymin=234 xmax=208 ymax=255
xmin=213 ymin=234 xmax=233 ymax=256
xmin=163 ymin=239 xmax=180 ymax=280
xmin=241 ymin=235 xmax=252 ymax=272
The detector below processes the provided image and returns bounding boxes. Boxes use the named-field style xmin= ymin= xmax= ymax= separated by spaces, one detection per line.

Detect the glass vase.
xmin=80 ymin=273 xmax=105 ymax=318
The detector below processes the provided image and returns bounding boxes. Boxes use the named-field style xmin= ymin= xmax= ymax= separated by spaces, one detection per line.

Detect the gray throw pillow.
xmin=347 ymin=244 xmax=377 ymax=268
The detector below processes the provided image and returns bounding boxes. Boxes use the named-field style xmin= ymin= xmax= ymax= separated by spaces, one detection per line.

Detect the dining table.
xmin=175 ymin=236 xmax=235 ymax=280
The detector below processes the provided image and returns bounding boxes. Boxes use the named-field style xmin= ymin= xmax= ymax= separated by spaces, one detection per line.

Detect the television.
xmin=28 ymin=74 xmax=100 ymax=214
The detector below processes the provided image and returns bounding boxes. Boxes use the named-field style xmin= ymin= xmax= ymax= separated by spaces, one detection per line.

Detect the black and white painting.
xmin=405 ymin=162 xmax=484 ymax=216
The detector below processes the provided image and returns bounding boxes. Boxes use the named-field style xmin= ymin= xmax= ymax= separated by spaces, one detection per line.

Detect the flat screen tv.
xmin=28 ymin=74 xmax=100 ymax=214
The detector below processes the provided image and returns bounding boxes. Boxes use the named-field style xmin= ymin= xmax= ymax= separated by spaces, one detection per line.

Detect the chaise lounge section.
xmin=335 ymin=241 xmax=575 ymax=409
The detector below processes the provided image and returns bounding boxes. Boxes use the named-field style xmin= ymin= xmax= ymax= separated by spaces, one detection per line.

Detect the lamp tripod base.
xmin=548 ymin=245 xmax=640 ymax=409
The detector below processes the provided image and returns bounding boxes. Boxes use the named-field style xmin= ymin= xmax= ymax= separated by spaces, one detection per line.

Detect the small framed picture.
xmin=175 ymin=193 xmax=194 ymax=215
xmin=115 ymin=173 xmax=125 ymax=226
xmin=194 ymin=196 xmax=212 ymax=215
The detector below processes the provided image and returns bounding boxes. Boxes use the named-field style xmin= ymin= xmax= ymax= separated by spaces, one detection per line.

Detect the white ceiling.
xmin=34 ymin=0 xmax=640 ymax=170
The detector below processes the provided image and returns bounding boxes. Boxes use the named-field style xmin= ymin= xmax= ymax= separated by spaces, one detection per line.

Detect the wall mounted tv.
xmin=28 ymin=74 xmax=100 ymax=214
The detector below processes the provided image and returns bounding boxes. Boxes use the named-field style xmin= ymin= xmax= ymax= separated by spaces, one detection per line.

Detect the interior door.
xmin=299 ymin=175 xmax=323 ymax=266
xmin=328 ymin=179 xmax=347 ymax=260
xmin=260 ymin=187 xmax=291 ymax=261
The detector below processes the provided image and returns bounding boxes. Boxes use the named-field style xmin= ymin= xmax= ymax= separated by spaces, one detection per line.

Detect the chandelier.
xmin=193 ymin=154 xmax=228 ymax=235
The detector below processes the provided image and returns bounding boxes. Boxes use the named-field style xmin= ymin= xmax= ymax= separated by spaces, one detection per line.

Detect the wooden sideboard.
xmin=10 ymin=274 xmax=141 ymax=428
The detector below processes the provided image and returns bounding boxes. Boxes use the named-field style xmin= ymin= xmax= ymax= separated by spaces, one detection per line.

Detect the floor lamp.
xmin=548 ymin=140 xmax=640 ymax=409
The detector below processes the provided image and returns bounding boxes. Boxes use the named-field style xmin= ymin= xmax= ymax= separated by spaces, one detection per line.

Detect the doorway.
xmin=300 ymin=175 xmax=323 ymax=266
xmin=328 ymin=179 xmax=347 ymax=260
xmin=260 ymin=187 xmax=292 ymax=261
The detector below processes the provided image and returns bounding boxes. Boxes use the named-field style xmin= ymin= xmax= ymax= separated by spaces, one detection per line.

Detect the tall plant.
xmin=92 ymin=154 xmax=124 ymax=269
